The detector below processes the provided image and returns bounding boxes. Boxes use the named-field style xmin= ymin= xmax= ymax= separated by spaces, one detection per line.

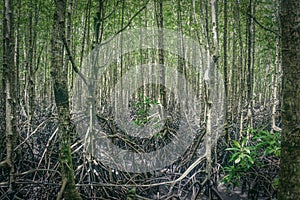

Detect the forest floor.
xmin=217 ymin=183 xmax=248 ymax=200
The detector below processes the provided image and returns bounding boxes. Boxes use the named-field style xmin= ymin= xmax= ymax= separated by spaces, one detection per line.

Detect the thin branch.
xmin=56 ymin=178 xmax=67 ymax=200
xmin=248 ymin=14 xmax=280 ymax=38
xmin=15 ymin=168 xmax=62 ymax=177
xmin=97 ymin=0 xmax=150 ymax=47
xmin=76 ymin=155 xmax=206 ymax=188
xmin=62 ymin=0 xmax=149 ymax=85
xmin=101 ymin=0 xmax=121 ymax=21
xmin=0 ymin=160 xmax=8 ymax=168
xmin=61 ymin=33 xmax=88 ymax=86
xmin=14 ymin=117 xmax=56 ymax=150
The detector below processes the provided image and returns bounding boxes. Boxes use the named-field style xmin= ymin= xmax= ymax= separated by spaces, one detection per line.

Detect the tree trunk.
xmin=223 ymin=0 xmax=229 ymax=142
xmin=156 ymin=0 xmax=167 ymax=110
xmin=278 ymin=0 xmax=300 ymax=199
xmin=177 ymin=0 xmax=184 ymax=101
xmin=235 ymin=0 xmax=244 ymax=139
xmin=0 ymin=0 xmax=17 ymax=196
xmin=271 ymin=0 xmax=281 ymax=133
xmin=246 ymin=0 xmax=253 ymax=135
xmin=51 ymin=0 xmax=81 ymax=199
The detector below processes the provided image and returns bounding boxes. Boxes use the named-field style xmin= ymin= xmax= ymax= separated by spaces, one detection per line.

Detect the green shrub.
xmin=222 ymin=129 xmax=281 ymax=190
xmin=132 ymin=93 xmax=159 ymax=126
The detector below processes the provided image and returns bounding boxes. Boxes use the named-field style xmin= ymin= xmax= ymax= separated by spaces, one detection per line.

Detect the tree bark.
xmin=223 ymin=0 xmax=229 ymax=142
xmin=0 ymin=0 xmax=17 ymax=196
xmin=278 ymin=0 xmax=300 ymax=199
xmin=271 ymin=0 xmax=281 ymax=133
xmin=246 ymin=0 xmax=253 ymax=134
xmin=51 ymin=0 xmax=81 ymax=199
xmin=156 ymin=0 xmax=167 ymax=110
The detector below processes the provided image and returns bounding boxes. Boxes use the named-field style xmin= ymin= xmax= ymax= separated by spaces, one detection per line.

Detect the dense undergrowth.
xmin=0 ymin=101 xmax=281 ymax=199
xmin=222 ymin=129 xmax=280 ymax=199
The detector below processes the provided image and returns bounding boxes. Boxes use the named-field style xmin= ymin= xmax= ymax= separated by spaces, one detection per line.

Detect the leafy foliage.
xmin=222 ymin=129 xmax=281 ymax=190
xmin=131 ymin=92 xmax=159 ymax=126
xmin=252 ymin=129 xmax=281 ymax=158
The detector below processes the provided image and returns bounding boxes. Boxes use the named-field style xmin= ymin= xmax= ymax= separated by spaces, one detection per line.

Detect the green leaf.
xmin=226 ymin=147 xmax=239 ymax=151
xmin=248 ymin=156 xmax=254 ymax=165
xmin=241 ymin=138 xmax=247 ymax=147
xmin=245 ymin=148 xmax=251 ymax=154
xmin=229 ymin=152 xmax=240 ymax=162
xmin=235 ymin=156 xmax=241 ymax=164
xmin=233 ymin=140 xmax=241 ymax=148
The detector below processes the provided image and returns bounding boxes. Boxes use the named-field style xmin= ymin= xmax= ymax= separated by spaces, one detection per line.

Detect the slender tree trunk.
xmin=156 ymin=0 xmax=166 ymax=111
xmin=15 ymin=0 xmax=21 ymax=121
xmin=223 ymin=0 xmax=229 ymax=142
xmin=235 ymin=0 xmax=244 ymax=139
xmin=177 ymin=0 xmax=184 ymax=101
xmin=278 ymin=0 xmax=300 ymax=199
xmin=271 ymin=0 xmax=281 ymax=132
xmin=27 ymin=0 xmax=38 ymax=137
xmin=66 ymin=0 xmax=73 ymax=94
xmin=51 ymin=0 xmax=81 ymax=199
xmin=211 ymin=0 xmax=219 ymax=63
xmin=203 ymin=0 xmax=219 ymax=198
xmin=0 ymin=0 xmax=17 ymax=197
xmin=231 ymin=0 xmax=238 ymax=139
xmin=246 ymin=0 xmax=254 ymax=136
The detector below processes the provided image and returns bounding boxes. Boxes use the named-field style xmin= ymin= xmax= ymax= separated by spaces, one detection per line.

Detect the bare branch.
xmin=61 ymin=33 xmax=88 ymax=86
xmin=247 ymin=14 xmax=280 ymax=37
